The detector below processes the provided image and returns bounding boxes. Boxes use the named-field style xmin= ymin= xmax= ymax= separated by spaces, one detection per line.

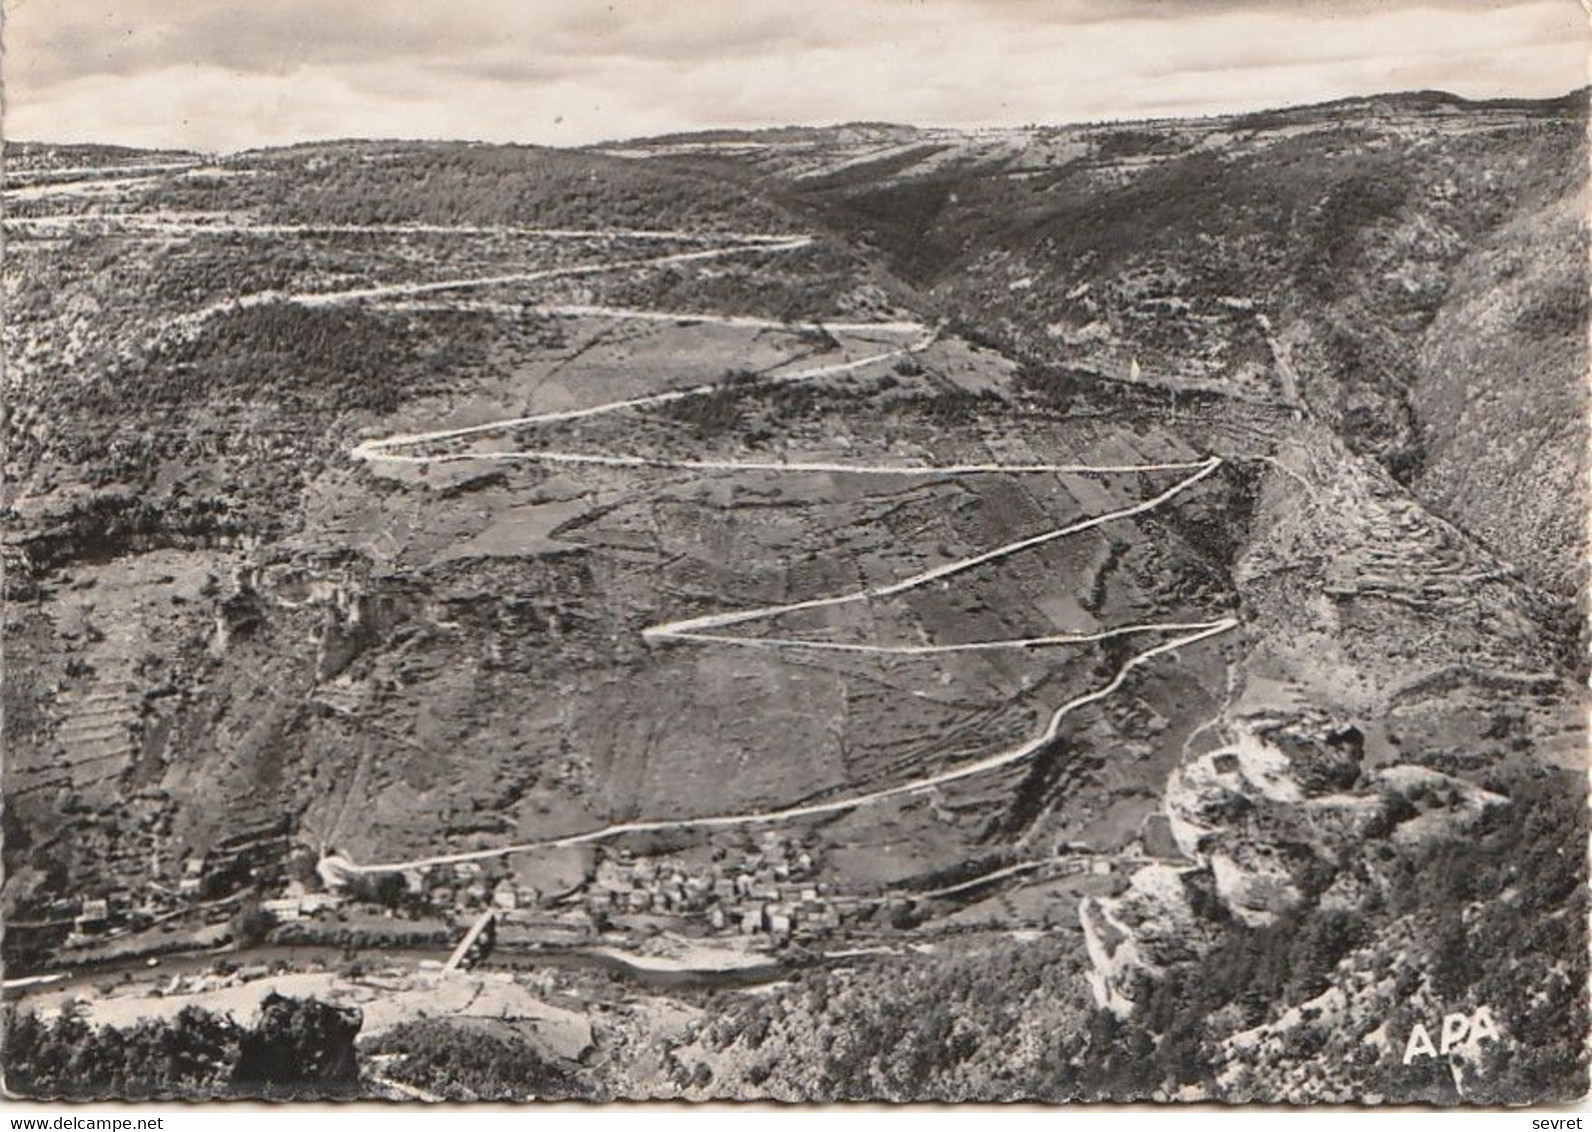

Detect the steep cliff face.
xmin=593 ymin=96 xmax=1589 ymax=1101
xmin=1409 ymin=189 xmax=1590 ymax=598
xmin=6 ymin=99 xmax=1586 ymax=1100
xmin=679 ymin=92 xmax=1588 ymax=605
xmin=1070 ymin=417 xmax=1584 ymax=1095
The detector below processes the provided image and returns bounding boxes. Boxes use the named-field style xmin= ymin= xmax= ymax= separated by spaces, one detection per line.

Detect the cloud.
xmin=8 ymin=1 xmax=839 ymax=90
xmin=4 ymin=0 xmax=1586 ymax=150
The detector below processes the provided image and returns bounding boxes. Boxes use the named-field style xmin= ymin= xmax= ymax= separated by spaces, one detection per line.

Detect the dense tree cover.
xmin=4 ymin=1006 xmax=236 ymax=1099
xmin=232 ymin=993 xmax=362 ymax=1097
xmin=229 ymin=898 xmax=278 ymax=947
xmin=1094 ymin=762 xmax=1589 ymax=1104
xmin=640 ymin=369 xmax=1007 ymax=448
xmin=365 ymin=1018 xmax=581 ymax=1101
xmin=14 ymin=492 xmax=244 ymax=574
xmin=4 ymin=994 xmax=362 ymax=1100
xmin=657 ymin=370 xmax=757 ymax=439
xmin=683 ymin=762 xmax=1586 ymax=1103
xmin=1380 ymin=765 xmax=1590 ymax=1102
xmin=685 ymin=935 xmax=1099 ymax=1100
xmin=340 ymin=870 xmax=409 ymax=909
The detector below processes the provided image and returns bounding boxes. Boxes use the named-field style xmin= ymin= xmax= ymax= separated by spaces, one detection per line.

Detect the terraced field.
xmin=4 ymin=99 xmax=1587 ymax=1103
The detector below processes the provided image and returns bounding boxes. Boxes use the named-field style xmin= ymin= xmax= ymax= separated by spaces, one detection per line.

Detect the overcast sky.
xmin=5 ymin=0 xmax=1587 ymax=152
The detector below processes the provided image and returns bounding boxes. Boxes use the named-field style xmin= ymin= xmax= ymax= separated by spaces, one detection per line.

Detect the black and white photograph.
xmin=2 ymin=0 xmax=1589 ymax=1108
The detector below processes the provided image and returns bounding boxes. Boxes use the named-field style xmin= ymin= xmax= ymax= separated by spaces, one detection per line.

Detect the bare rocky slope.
xmin=594 ymin=90 xmax=1591 ymax=1102
xmin=636 ymin=92 xmax=1588 ymax=597
xmin=4 ymin=92 xmax=1587 ymax=1103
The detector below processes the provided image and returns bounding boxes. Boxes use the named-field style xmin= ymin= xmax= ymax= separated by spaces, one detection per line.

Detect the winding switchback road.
xmin=157 ymin=232 xmax=820 ymax=341
xmin=323 ymin=231 xmax=1238 ymax=875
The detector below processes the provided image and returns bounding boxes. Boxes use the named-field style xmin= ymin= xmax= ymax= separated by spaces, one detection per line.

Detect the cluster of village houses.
xmin=583 ymin=833 xmax=849 ymax=942
xmin=59 ymin=862 xmax=334 ymax=948
xmin=399 ymin=861 xmax=530 ymax=916
xmin=55 ymin=813 xmax=1182 ymax=956
xmin=54 ymin=819 xmax=296 ymax=948
xmin=60 ymin=834 xmax=848 ymax=953
xmin=321 ymin=832 xmax=857 ymax=944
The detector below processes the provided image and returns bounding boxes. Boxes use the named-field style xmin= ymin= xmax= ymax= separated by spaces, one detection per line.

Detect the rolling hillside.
xmin=4 ymin=90 xmax=1587 ymax=1102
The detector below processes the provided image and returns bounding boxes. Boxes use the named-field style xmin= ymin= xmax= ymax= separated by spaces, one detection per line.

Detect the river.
xmin=5 ymin=938 xmax=791 ymax=1009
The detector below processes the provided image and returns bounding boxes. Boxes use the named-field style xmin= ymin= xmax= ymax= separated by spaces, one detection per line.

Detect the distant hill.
xmin=622 ymin=89 xmax=1589 ymax=598
xmin=4 ymin=90 xmax=1586 ymax=1103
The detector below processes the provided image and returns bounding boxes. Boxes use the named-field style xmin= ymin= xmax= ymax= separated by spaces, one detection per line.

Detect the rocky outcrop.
xmin=1081 ymin=720 xmax=1507 ymax=1015
xmin=1081 ymin=863 xmax=1224 ymax=1016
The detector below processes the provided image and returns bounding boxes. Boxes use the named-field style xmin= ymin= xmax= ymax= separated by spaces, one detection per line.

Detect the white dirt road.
xmin=332 ymin=232 xmax=1237 ymax=873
